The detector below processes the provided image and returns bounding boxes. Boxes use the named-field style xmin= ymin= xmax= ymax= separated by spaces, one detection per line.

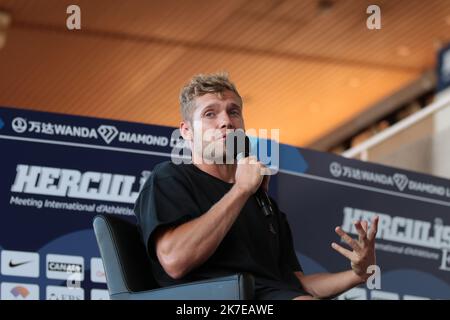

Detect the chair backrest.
xmin=93 ymin=214 xmax=159 ymax=297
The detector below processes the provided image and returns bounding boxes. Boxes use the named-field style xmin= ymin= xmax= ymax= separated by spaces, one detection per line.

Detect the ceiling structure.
xmin=0 ymin=0 xmax=449 ymax=148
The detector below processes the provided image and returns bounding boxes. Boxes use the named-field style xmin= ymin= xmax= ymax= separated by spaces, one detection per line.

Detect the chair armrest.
xmin=110 ymin=273 xmax=254 ymax=300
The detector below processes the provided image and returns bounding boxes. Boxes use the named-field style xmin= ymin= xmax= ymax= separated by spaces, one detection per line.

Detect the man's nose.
xmin=218 ymin=111 xmax=234 ymax=129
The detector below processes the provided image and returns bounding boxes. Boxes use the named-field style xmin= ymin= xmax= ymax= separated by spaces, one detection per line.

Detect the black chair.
xmin=93 ymin=214 xmax=255 ymax=300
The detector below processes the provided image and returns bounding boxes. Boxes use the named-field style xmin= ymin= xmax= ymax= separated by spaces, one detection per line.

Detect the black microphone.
xmin=226 ymin=130 xmax=274 ymax=218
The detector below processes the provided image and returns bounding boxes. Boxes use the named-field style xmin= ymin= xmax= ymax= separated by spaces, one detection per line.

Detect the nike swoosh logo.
xmin=9 ymin=260 xmax=32 ymax=268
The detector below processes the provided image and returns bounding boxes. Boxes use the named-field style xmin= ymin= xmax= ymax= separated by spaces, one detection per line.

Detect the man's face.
xmin=181 ymin=90 xmax=244 ymax=162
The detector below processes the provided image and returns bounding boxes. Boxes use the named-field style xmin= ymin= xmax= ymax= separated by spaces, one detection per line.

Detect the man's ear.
xmin=180 ymin=120 xmax=192 ymax=141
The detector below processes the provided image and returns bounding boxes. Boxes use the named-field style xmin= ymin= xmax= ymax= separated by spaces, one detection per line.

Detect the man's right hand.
xmin=155 ymin=156 xmax=265 ymax=279
xmin=234 ymin=156 xmax=269 ymax=195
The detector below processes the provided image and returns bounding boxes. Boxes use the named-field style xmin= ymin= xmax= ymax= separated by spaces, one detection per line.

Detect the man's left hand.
xmin=332 ymin=215 xmax=379 ymax=282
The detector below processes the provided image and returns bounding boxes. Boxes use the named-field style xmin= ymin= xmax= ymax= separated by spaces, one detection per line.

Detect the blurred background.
xmin=0 ymin=0 xmax=450 ymax=176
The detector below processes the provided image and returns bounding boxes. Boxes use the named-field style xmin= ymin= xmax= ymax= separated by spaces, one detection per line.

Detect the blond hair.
xmin=179 ymin=72 xmax=242 ymax=121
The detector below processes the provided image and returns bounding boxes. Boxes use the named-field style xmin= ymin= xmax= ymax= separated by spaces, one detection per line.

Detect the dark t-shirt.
xmin=134 ymin=161 xmax=306 ymax=297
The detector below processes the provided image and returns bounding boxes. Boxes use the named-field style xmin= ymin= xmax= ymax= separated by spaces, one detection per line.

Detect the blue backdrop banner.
xmin=0 ymin=106 xmax=449 ymax=300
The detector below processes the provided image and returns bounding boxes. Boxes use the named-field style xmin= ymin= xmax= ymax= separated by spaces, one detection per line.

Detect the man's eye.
xmin=205 ymin=112 xmax=215 ymax=117
xmin=230 ymin=110 xmax=240 ymax=116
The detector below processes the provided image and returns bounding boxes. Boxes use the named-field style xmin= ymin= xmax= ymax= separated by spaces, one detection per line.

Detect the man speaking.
xmin=134 ymin=72 xmax=379 ymax=300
